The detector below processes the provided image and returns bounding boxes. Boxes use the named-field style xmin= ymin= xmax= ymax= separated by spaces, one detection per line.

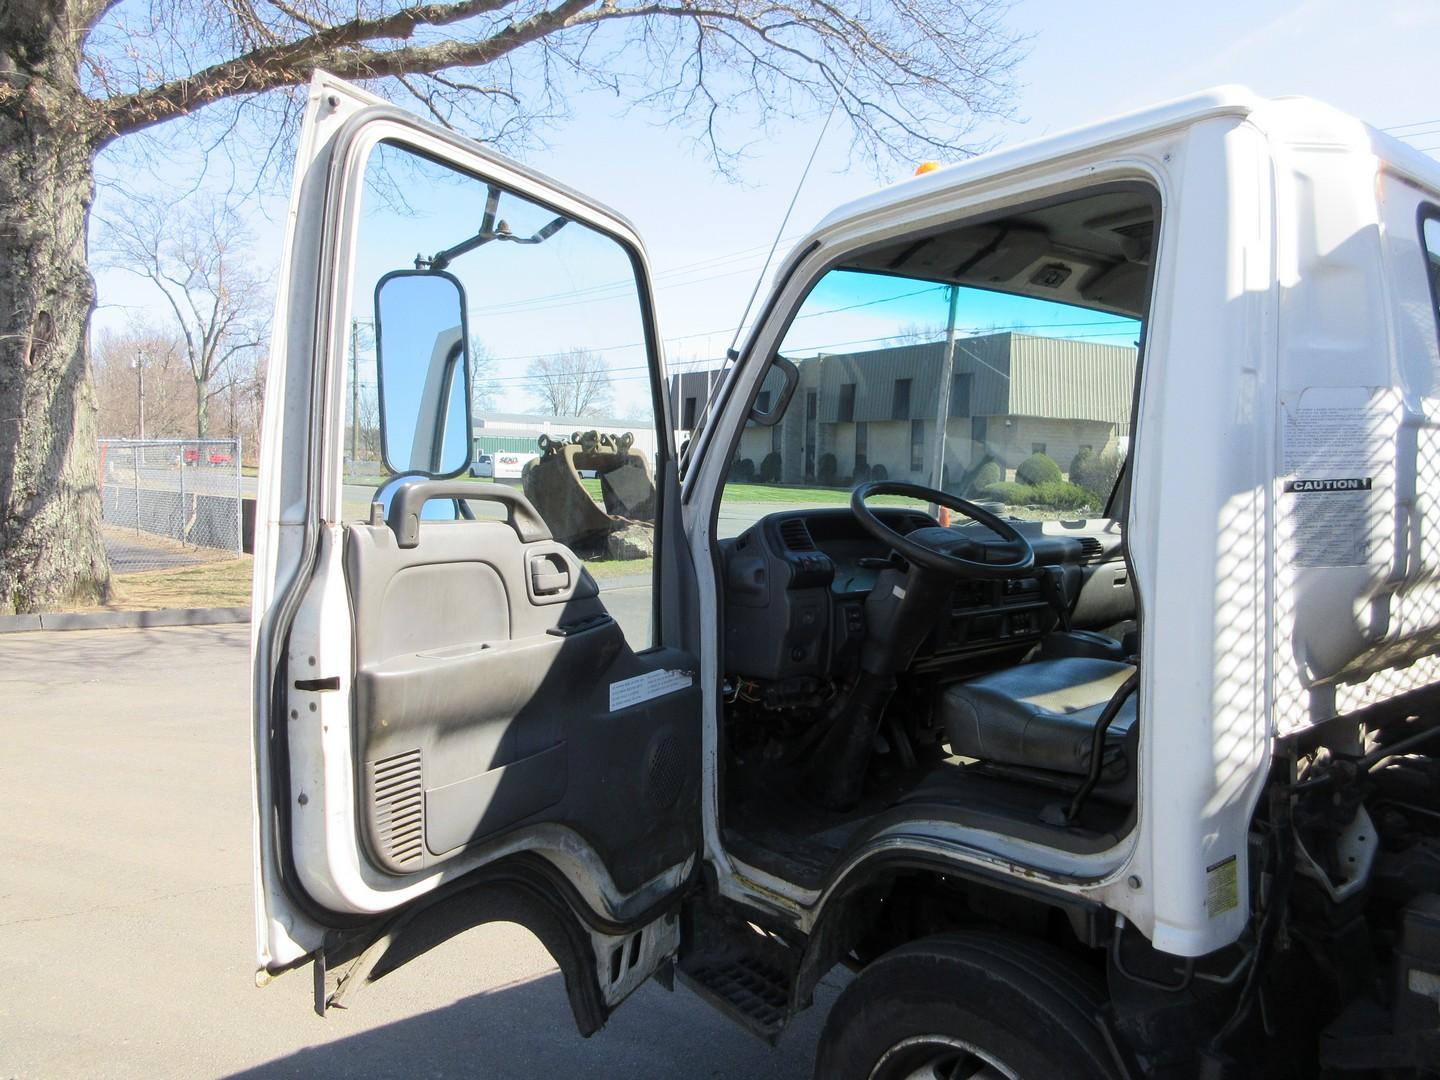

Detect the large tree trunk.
xmin=0 ymin=6 xmax=109 ymax=612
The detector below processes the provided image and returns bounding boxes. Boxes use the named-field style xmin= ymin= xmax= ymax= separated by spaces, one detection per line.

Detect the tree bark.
xmin=194 ymin=376 xmax=209 ymax=439
xmin=0 ymin=5 xmax=109 ymax=612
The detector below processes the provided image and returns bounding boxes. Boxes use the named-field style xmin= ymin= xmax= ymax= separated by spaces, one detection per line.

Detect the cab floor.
xmin=723 ymin=752 xmax=1132 ymax=890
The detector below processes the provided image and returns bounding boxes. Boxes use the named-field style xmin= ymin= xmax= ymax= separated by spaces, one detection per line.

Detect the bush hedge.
xmin=869 ymin=463 xmax=889 ymax=482
xmin=732 ymin=457 xmax=755 ymax=482
xmin=760 ymin=451 xmax=783 ymax=483
xmin=1016 ymin=452 xmax=1061 ymax=485
xmin=817 ymin=452 xmax=838 ymax=486
xmin=1069 ymin=447 xmax=1122 ymax=497
xmin=981 ymin=480 xmax=1096 ymax=512
xmin=966 ymin=460 xmax=1002 ymax=495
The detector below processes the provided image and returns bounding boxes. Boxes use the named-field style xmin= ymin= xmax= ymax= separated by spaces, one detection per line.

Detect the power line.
xmin=462 ymin=232 xmax=808 ymax=317
xmin=481 ymin=285 xmax=1135 ymax=367
xmin=1383 ymin=118 xmax=1440 ymax=133
xmin=465 ymin=322 xmax=1141 ymax=388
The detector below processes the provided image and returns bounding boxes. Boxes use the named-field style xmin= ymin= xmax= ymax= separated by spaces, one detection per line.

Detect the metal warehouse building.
xmin=472 ymin=412 xmax=660 ymax=459
xmin=671 ymin=332 xmax=1136 ymax=486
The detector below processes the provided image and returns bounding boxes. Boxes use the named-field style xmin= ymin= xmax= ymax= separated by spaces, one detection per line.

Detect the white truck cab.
xmin=252 ymin=74 xmax=1440 ymax=1077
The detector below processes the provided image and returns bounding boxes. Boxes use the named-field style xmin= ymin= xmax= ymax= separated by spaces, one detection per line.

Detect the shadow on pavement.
xmin=225 ymin=968 xmax=830 ymax=1080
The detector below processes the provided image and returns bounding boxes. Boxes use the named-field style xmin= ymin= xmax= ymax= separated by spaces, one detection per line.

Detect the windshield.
xmin=700 ymin=187 xmax=1150 ymax=537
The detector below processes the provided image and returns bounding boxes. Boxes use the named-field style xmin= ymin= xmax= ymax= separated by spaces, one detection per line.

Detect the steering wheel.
xmin=850 ymin=481 xmax=1035 ymax=579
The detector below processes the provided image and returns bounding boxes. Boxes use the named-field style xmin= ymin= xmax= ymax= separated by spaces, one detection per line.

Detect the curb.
xmin=0 ymin=606 xmax=251 ymax=633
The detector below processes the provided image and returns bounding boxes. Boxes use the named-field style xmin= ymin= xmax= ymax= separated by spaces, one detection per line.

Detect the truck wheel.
xmin=813 ymin=931 xmax=1115 ymax=1080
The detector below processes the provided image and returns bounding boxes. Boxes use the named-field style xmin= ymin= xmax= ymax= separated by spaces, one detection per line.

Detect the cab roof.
xmin=797 ymin=86 xmax=1440 ymax=251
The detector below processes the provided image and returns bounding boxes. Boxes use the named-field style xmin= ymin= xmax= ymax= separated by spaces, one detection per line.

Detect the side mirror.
xmin=748 ymin=354 xmax=798 ymax=426
xmin=374 ymin=270 xmax=472 ymax=477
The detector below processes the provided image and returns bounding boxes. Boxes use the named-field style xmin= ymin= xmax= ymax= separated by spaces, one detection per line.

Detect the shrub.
xmin=1029 ymin=480 xmax=1097 ymax=511
xmin=966 ymin=460 xmax=1002 ymax=495
xmin=852 ymin=458 xmax=870 ymax=484
xmin=1016 ymin=452 xmax=1061 ymax=486
xmin=760 ymin=451 xmax=783 ymax=483
xmin=869 ymin=463 xmax=889 ymax=482
xmin=732 ymin=457 xmax=755 ymax=482
xmin=980 ymin=480 xmax=1097 ymax=512
xmin=817 ymin=452 xmax=838 ymax=486
xmin=1070 ymin=447 xmax=1122 ymax=497
xmin=980 ymin=481 xmax=1031 ymax=504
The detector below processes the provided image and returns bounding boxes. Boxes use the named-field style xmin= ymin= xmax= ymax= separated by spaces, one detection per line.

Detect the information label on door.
xmin=609 ymin=669 xmax=693 ymax=712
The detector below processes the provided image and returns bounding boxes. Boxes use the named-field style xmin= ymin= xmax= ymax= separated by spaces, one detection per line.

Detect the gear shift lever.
xmin=1039 ymin=565 xmax=1073 ymax=633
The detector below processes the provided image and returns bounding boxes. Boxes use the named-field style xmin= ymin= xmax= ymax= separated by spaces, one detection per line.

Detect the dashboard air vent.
xmin=1077 ymin=537 xmax=1105 ymax=565
xmin=778 ymin=519 xmax=816 ymax=552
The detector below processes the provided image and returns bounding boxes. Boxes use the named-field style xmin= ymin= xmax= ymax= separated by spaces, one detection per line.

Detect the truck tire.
xmin=813 ymin=930 xmax=1116 ymax=1080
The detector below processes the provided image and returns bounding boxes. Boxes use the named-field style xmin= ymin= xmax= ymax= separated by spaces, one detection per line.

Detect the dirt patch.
xmin=102 ymin=524 xmax=238 ymax=574
xmin=59 ymin=554 xmax=255 ymax=612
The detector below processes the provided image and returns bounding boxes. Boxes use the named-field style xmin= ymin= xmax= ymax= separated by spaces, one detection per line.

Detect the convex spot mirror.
xmin=749 ymin=354 xmax=799 ymax=426
xmin=374 ymin=269 xmax=472 ymax=477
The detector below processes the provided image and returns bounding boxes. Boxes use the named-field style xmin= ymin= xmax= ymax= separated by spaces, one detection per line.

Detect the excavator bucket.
xmin=521 ymin=430 xmax=655 ymax=558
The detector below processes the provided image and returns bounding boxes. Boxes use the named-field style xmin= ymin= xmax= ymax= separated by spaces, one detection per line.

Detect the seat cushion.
xmin=940 ymin=657 xmax=1137 ymax=779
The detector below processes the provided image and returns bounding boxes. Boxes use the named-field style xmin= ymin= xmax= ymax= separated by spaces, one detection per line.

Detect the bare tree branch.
xmin=95 ymin=194 xmax=271 ymax=437
xmin=528 ymin=348 xmax=613 ymax=417
xmin=84 ymin=0 xmax=1022 ymax=172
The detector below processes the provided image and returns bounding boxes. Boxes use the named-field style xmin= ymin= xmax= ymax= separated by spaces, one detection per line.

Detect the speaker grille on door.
xmin=370 ymin=750 xmax=425 ymax=870
xmin=646 ymin=732 xmax=685 ymax=810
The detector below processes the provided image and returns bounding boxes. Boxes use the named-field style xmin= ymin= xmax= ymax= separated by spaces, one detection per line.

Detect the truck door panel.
xmin=346 ymin=514 xmax=699 ymax=883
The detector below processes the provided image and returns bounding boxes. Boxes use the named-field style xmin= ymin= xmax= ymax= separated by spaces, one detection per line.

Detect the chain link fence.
xmin=98 ymin=438 xmax=243 ymax=574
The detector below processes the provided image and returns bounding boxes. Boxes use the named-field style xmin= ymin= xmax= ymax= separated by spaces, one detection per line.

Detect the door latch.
xmin=294 ymin=676 xmax=341 ymax=692
xmin=530 ymin=555 xmax=571 ymax=596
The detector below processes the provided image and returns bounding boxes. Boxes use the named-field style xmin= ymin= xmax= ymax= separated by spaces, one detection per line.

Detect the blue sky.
xmin=90 ymin=0 xmax=1440 ymax=413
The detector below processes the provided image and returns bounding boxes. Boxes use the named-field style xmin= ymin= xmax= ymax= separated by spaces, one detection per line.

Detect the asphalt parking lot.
xmin=0 ymin=624 xmax=835 ymax=1079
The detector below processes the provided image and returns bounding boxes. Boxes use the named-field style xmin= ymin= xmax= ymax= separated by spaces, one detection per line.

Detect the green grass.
xmin=720 ymin=482 xmax=914 ymax=506
xmin=61 ymin=555 xmax=255 ymax=612
xmin=584 ymin=556 xmax=653 ymax=581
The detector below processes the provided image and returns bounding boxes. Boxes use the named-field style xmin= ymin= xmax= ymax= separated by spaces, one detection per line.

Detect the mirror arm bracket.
xmin=421 ymin=215 xmax=570 ymax=272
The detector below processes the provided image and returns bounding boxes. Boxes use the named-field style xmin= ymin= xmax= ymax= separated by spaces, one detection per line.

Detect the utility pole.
xmin=350 ymin=319 xmax=361 ymax=465
xmin=928 ymin=285 xmax=961 ymax=518
xmin=134 ymin=348 xmax=146 ymax=440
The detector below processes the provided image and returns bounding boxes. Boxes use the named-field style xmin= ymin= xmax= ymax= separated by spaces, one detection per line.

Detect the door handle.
xmin=530 ymin=556 xmax=571 ymax=596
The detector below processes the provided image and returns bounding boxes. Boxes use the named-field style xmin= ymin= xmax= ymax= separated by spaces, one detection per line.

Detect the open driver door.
xmin=249 ymin=72 xmax=702 ymax=1029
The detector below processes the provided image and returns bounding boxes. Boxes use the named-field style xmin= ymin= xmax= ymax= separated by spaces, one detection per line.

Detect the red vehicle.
xmin=207 ymin=450 xmax=232 ymax=466
xmin=182 ymin=447 xmax=200 ymax=465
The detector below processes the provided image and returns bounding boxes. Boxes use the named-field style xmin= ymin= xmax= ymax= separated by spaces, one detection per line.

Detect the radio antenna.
xmin=724 ymin=87 xmax=847 ymax=362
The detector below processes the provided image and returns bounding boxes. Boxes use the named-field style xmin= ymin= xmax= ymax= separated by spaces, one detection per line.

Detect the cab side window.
xmin=347 ymin=141 xmax=661 ymax=649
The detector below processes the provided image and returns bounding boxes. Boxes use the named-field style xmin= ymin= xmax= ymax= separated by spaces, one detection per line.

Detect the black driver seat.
xmin=939 ymin=657 xmax=1138 ymax=790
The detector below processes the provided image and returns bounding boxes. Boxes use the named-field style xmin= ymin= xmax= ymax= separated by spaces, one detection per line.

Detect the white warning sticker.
xmin=1206 ymin=855 xmax=1239 ymax=918
xmin=1283 ymin=478 xmax=1375 ymax=567
xmin=609 ymin=669 xmax=693 ymax=712
xmin=1280 ymin=390 xmax=1391 ymax=569
xmin=1282 ymin=404 xmax=1373 ymax=477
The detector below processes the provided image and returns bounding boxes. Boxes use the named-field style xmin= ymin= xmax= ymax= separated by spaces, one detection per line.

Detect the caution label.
xmin=1206 ymin=855 xmax=1240 ymax=918
xmin=1280 ymin=390 xmax=1392 ymax=569
xmin=1282 ymin=478 xmax=1372 ymax=493
xmin=1281 ymin=478 xmax=1375 ymax=568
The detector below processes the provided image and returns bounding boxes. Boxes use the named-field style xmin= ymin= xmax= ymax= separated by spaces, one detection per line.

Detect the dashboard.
xmin=720 ymin=507 xmax=1132 ymax=684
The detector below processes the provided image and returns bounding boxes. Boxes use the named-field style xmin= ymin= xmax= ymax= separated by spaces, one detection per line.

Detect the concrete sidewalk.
xmin=0 ymin=625 xmax=833 ymax=1079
